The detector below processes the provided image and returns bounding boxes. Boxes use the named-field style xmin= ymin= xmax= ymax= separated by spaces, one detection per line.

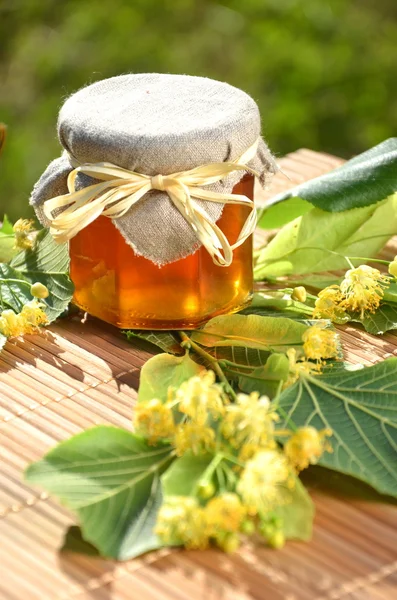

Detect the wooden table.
xmin=1 ymin=150 xmax=396 ymax=600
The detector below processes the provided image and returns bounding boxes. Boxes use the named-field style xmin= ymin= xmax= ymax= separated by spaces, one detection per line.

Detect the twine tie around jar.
xmin=43 ymin=138 xmax=260 ymax=267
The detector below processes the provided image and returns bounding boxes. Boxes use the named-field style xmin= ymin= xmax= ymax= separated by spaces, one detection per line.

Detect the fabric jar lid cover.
xmin=30 ymin=73 xmax=276 ymax=265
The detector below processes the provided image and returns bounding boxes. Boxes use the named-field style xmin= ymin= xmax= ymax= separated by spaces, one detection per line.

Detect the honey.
xmin=69 ymin=175 xmax=254 ymax=329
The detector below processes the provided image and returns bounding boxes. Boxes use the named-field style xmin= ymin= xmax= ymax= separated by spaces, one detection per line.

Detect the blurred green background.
xmin=0 ymin=0 xmax=396 ymax=221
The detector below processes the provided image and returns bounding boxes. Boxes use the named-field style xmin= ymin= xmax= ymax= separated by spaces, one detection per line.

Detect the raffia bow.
xmin=43 ymin=139 xmax=260 ymax=267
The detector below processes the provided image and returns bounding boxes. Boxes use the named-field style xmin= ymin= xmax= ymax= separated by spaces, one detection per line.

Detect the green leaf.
xmin=267 ymin=138 xmax=397 ymax=212
xmin=25 ymin=426 xmax=174 ymax=560
xmin=0 ymin=215 xmax=14 ymax=235
xmin=0 ymin=215 xmax=16 ymax=262
xmin=162 ymin=453 xmax=213 ymax=497
xmin=258 ymin=197 xmax=313 ymax=229
xmin=10 ymin=229 xmax=73 ymax=322
xmin=240 ymin=291 xmax=315 ymax=319
xmin=282 ymin=274 xmax=343 ymax=292
xmin=138 ymin=352 xmax=203 ymax=404
xmin=211 ymin=345 xmax=272 ymax=368
xmin=254 ymin=194 xmax=397 ymax=279
xmin=191 ymin=314 xmax=308 ymax=353
xmin=277 ymin=359 xmax=397 ymax=497
xmin=0 ymin=234 xmax=17 ymax=263
xmin=124 ymin=330 xmax=183 ymax=355
xmin=236 ymin=353 xmax=290 ymax=398
xmin=0 ymin=263 xmax=32 ymax=311
xmin=356 ymin=303 xmax=397 ymax=335
xmin=275 ymin=477 xmax=314 ymax=541
xmin=383 ymin=282 xmax=397 ymax=304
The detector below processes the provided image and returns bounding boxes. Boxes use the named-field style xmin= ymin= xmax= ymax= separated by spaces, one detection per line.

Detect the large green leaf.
xmin=254 ymin=194 xmax=397 ymax=279
xmin=162 ymin=453 xmax=213 ymax=497
xmin=266 ymin=138 xmax=397 ymax=212
xmin=25 ymin=426 xmax=174 ymax=559
xmin=211 ymin=345 xmax=272 ymax=368
xmin=10 ymin=228 xmax=73 ymax=322
xmin=275 ymin=477 xmax=314 ymax=541
xmin=277 ymin=359 xmax=397 ymax=497
xmin=236 ymin=353 xmax=290 ymax=398
xmin=258 ymin=197 xmax=313 ymax=229
xmin=138 ymin=352 xmax=203 ymax=404
xmin=124 ymin=330 xmax=183 ymax=355
xmin=191 ymin=314 xmax=308 ymax=353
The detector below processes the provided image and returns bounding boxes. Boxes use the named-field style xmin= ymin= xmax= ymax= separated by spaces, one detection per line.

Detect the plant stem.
xmin=276 ymin=405 xmax=298 ymax=432
xmin=179 ymin=332 xmax=238 ymax=401
xmin=0 ymin=278 xmax=31 ymax=288
xmin=218 ymin=359 xmax=254 ymax=371
xmin=347 ymin=257 xmax=390 ymax=265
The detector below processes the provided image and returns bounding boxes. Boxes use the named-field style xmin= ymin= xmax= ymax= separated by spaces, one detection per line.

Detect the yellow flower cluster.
xmin=302 ymin=325 xmax=339 ymax=361
xmin=139 ymin=370 xmax=333 ymax=553
xmin=285 ymin=426 xmax=332 ymax=471
xmin=221 ymin=392 xmax=278 ymax=460
xmin=156 ymin=492 xmax=246 ymax=551
xmin=0 ymin=299 xmax=48 ymax=338
xmin=134 ymin=370 xmax=225 ymax=453
xmin=284 ymin=324 xmax=339 ymax=387
xmin=13 ymin=219 xmax=36 ymax=251
xmin=285 ymin=348 xmax=322 ymax=387
xmin=314 ymin=265 xmax=391 ymax=321
xmin=134 ymin=398 xmax=175 ymax=444
xmin=237 ymin=449 xmax=290 ymax=515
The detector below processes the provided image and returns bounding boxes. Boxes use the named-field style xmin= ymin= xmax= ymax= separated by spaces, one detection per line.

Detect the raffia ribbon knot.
xmin=43 ymin=138 xmax=260 ymax=267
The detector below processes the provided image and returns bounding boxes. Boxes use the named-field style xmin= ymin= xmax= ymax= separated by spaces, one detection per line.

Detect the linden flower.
xmin=221 ymin=392 xmax=277 ymax=454
xmin=302 ymin=325 xmax=339 ymax=361
xmin=133 ymin=399 xmax=175 ymax=444
xmin=339 ymin=265 xmax=390 ymax=319
xmin=20 ymin=299 xmax=48 ymax=329
xmin=172 ymin=370 xmax=225 ymax=425
xmin=13 ymin=218 xmax=36 ymax=250
xmin=0 ymin=300 xmax=48 ymax=338
xmin=237 ymin=450 xmax=290 ymax=515
xmin=155 ymin=496 xmax=209 ymax=549
xmin=284 ymin=348 xmax=322 ymax=387
xmin=285 ymin=426 xmax=332 ymax=471
xmin=173 ymin=421 xmax=215 ymax=456
xmin=0 ymin=309 xmax=24 ymax=337
xmin=205 ymin=493 xmax=246 ymax=533
xmin=313 ymin=285 xmax=347 ymax=323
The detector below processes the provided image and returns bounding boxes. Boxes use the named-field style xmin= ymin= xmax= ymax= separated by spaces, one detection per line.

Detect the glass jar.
xmin=69 ymin=174 xmax=254 ymax=329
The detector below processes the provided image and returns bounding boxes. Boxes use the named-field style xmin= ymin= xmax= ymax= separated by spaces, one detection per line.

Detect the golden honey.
xmin=69 ymin=175 xmax=254 ymax=329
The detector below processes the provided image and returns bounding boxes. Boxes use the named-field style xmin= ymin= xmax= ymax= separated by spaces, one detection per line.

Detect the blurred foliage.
xmin=0 ymin=0 xmax=396 ymax=220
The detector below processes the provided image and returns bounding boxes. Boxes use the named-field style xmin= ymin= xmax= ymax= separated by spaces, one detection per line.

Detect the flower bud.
xmin=388 ymin=260 xmax=397 ymax=278
xmin=240 ymin=519 xmax=255 ymax=535
xmin=267 ymin=530 xmax=285 ymax=549
xmin=30 ymin=282 xmax=49 ymax=299
xmin=197 ymin=480 xmax=216 ymax=500
xmin=291 ymin=286 xmax=307 ymax=303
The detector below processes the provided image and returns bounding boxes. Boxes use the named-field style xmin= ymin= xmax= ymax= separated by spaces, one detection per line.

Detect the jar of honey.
xmin=30 ymin=74 xmax=276 ymax=329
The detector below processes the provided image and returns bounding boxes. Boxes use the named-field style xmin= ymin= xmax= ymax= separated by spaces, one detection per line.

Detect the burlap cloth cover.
xmin=30 ymin=74 xmax=276 ymax=265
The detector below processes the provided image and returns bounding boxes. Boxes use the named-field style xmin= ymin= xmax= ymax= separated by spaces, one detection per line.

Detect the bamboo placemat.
xmin=1 ymin=150 xmax=396 ymax=600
